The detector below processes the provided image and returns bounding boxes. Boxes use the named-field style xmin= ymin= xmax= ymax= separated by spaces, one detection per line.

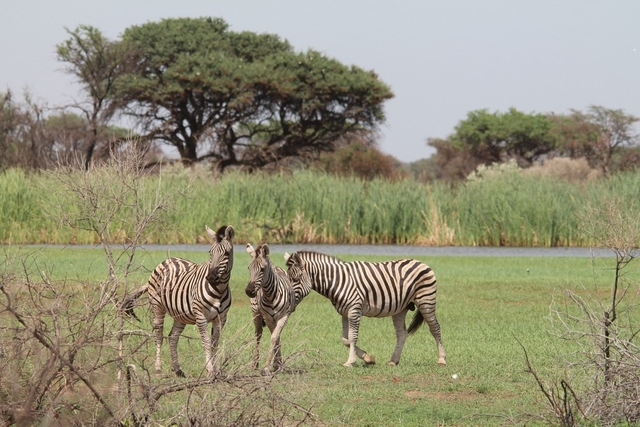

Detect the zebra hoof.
xmin=363 ymin=354 xmax=376 ymax=365
xmin=438 ymin=358 xmax=447 ymax=366
xmin=174 ymin=369 xmax=186 ymax=378
xmin=343 ymin=361 xmax=356 ymax=367
xmin=387 ymin=361 xmax=398 ymax=366
xmin=261 ymin=367 xmax=273 ymax=376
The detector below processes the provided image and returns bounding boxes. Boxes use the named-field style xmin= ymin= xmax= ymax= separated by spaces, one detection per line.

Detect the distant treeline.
xmin=2 ymin=164 xmax=639 ymax=247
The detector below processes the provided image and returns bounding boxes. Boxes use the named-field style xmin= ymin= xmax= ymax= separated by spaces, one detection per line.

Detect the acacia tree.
xmin=0 ymin=90 xmax=52 ymax=170
xmin=579 ymin=106 xmax=639 ymax=176
xmin=430 ymin=106 xmax=639 ymax=181
xmin=452 ymin=108 xmax=558 ymax=166
xmin=0 ymin=91 xmax=23 ymax=169
xmin=42 ymin=112 xmax=131 ymax=166
xmin=427 ymin=108 xmax=559 ymax=181
xmin=57 ymin=25 xmax=133 ymax=170
xmin=314 ymin=138 xmax=402 ymax=180
xmin=427 ymin=137 xmax=484 ymax=181
xmin=114 ymin=17 xmax=393 ymax=171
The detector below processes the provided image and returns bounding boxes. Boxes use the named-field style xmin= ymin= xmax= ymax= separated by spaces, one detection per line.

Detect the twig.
xmin=0 ymin=286 xmax=115 ymax=419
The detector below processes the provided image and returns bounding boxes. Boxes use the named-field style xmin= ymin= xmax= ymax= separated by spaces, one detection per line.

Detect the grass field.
xmin=4 ymin=245 xmax=634 ymax=426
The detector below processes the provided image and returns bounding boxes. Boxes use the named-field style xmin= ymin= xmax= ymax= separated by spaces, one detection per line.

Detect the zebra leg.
xmin=418 ymin=303 xmax=447 ymax=365
xmin=343 ymin=310 xmax=369 ymax=367
xmin=340 ymin=316 xmax=375 ymax=365
xmin=341 ymin=316 xmax=375 ymax=365
xmin=152 ymin=311 xmax=166 ymax=375
xmin=272 ymin=316 xmax=289 ymax=371
xmin=252 ymin=310 xmax=264 ymax=370
xmin=263 ymin=315 xmax=289 ymax=375
xmin=197 ymin=315 xmax=218 ymax=377
xmin=207 ymin=312 xmax=227 ymax=374
xmin=168 ymin=321 xmax=186 ymax=377
xmin=388 ymin=310 xmax=410 ymax=366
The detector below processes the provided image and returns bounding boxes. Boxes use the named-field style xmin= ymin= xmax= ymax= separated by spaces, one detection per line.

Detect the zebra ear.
xmin=246 ymin=243 xmax=256 ymax=258
xmin=261 ymin=244 xmax=270 ymax=258
xmin=285 ymin=252 xmax=299 ymax=267
xmin=213 ymin=225 xmax=228 ymax=242
xmin=225 ymin=225 xmax=235 ymax=241
xmin=205 ymin=225 xmax=216 ymax=240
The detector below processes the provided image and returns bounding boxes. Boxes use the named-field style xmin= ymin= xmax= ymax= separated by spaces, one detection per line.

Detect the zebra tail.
xmin=121 ymin=284 xmax=148 ymax=321
xmin=407 ymin=309 xmax=425 ymax=335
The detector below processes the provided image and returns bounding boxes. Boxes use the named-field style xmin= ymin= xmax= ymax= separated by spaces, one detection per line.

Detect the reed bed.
xmin=1 ymin=167 xmax=638 ymax=247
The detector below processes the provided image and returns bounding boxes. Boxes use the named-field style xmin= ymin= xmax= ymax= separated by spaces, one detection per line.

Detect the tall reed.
xmin=2 ymin=166 xmax=639 ymax=247
xmin=454 ymin=170 xmax=584 ymax=246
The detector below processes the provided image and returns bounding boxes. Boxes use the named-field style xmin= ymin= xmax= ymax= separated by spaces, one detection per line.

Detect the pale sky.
xmin=2 ymin=1 xmax=639 ymax=162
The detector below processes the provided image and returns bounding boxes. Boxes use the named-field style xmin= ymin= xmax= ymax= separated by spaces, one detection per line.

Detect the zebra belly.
xmin=167 ymin=310 xmax=197 ymax=325
xmin=361 ymin=299 xmax=411 ymax=318
xmin=166 ymin=302 xmax=226 ymax=324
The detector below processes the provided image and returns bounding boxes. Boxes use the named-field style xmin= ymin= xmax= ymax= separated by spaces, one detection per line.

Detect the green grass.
xmin=2 ymin=167 xmax=640 ymax=247
xmin=5 ymin=245 xmax=635 ymax=426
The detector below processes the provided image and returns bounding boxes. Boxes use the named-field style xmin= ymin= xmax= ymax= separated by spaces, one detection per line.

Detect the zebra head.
xmin=205 ymin=225 xmax=235 ymax=287
xmin=284 ymin=251 xmax=313 ymax=303
xmin=245 ymin=243 xmax=269 ymax=298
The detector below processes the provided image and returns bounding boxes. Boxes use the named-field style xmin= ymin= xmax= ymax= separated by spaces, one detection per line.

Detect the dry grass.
xmin=524 ymin=157 xmax=601 ymax=182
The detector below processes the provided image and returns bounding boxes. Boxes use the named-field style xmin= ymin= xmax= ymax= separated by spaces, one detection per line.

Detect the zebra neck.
xmin=293 ymin=282 xmax=312 ymax=306
xmin=205 ymin=270 xmax=230 ymax=293
xmin=259 ymin=267 xmax=279 ymax=301
xmin=308 ymin=262 xmax=341 ymax=296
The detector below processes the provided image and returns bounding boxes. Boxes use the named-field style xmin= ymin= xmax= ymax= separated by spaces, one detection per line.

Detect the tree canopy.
xmin=429 ymin=106 xmax=639 ymax=180
xmin=112 ymin=17 xmax=394 ymax=171
xmin=576 ymin=106 xmax=639 ymax=175
xmin=451 ymin=108 xmax=559 ymax=165
xmin=56 ymin=25 xmax=132 ymax=169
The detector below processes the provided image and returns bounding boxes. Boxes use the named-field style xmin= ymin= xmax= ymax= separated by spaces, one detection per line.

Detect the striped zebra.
xmin=124 ymin=225 xmax=235 ymax=377
xmin=245 ymin=243 xmax=296 ymax=375
xmin=284 ymin=251 xmax=446 ymax=367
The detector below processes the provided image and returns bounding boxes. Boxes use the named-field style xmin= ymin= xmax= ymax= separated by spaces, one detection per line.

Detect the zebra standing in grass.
xmin=284 ymin=251 xmax=446 ymax=367
xmin=245 ymin=243 xmax=297 ymax=375
xmin=124 ymin=225 xmax=235 ymax=377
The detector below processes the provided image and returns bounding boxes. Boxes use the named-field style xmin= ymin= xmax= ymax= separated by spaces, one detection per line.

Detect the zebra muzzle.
xmin=245 ymin=282 xmax=257 ymax=298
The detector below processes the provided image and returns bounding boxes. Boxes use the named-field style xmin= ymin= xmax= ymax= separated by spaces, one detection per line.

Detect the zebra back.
xmin=285 ymin=251 xmax=437 ymax=318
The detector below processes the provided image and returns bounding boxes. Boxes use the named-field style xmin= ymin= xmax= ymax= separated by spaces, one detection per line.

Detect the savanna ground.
xmin=4 ymin=245 xmax=634 ymax=426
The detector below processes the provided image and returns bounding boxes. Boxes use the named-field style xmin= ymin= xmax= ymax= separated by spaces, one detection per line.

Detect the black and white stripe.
xmin=245 ymin=243 xmax=296 ymax=375
xmin=284 ymin=251 xmax=446 ymax=367
xmin=124 ymin=225 xmax=235 ymax=377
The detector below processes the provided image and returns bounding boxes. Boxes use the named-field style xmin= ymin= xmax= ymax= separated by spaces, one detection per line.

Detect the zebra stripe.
xmin=245 ymin=243 xmax=296 ymax=375
xmin=284 ymin=251 xmax=446 ymax=367
xmin=124 ymin=225 xmax=235 ymax=377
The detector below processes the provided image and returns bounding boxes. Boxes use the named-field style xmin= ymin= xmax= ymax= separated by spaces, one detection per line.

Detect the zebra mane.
xmin=295 ymin=251 xmax=344 ymax=263
xmin=213 ymin=225 xmax=235 ymax=243
xmin=215 ymin=225 xmax=230 ymax=240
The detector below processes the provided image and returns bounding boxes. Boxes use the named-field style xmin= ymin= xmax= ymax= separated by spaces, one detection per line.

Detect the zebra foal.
xmin=124 ymin=225 xmax=235 ymax=377
xmin=245 ymin=243 xmax=296 ymax=375
xmin=285 ymin=251 xmax=446 ymax=367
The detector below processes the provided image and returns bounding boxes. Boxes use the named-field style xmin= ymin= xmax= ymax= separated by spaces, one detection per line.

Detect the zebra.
xmin=284 ymin=251 xmax=446 ymax=367
xmin=124 ymin=225 xmax=235 ymax=377
xmin=245 ymin=243 xmax=297 ymax=375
